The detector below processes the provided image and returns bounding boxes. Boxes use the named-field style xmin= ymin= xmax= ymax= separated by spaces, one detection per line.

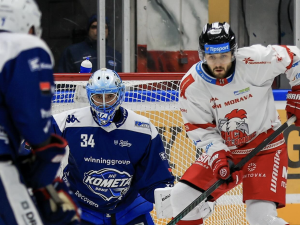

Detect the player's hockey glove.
xmin=18 ymin=134 xmax=67 ymax=189
xmin=209 ymin=150 xmax=243 ymax=189
xmin=34 ymin=178 xmax=81 ymax=225
xmin=286 ymin=85 xmax=300 ymax=126
xmin=209 ymin=150 xmax=233 ymax=180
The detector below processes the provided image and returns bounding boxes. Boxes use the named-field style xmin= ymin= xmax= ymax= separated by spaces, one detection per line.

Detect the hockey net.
xmin=53 ymin=73 xmax=248 ymax=225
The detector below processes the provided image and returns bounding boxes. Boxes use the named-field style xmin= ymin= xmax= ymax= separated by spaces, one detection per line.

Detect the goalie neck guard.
xmin=86 ymin=68 xmax=125 ymax=127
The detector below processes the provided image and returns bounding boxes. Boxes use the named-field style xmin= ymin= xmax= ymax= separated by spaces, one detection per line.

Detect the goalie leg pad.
xmin=80 ymin=194 xmax=153 ymax=224
xmin=246 ymin=200 xmax=289 ymax=225
xmin=171 ymin=182 xmax=215 ymax=221
xmin=0 ymin=161 xmax=43 ymax=225
xmin=154 ymin=187 xmax=173 ymax=218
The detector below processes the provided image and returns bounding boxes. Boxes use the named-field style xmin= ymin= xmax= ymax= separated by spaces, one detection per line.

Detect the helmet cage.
xmin=86 ymin=69 xmax=125 ymax=127
xmin=91 ymin=92 xmax=119 ymax=110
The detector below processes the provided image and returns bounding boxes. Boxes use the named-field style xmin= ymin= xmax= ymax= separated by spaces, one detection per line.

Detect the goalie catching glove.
xmin=209 ymin=150 xmax=243 ymax=189
xmin=19 ymin=134 xmax=67 ymax=189
xmin=34 ymin=178 xmax=81 ymax=225
xmin=286 ymin=85 xmax=300 ymax=126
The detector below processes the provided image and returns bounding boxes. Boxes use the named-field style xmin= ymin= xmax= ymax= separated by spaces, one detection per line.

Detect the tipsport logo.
xmin=83 ymin=168 xmax=132 ymax=201
xmin=204 ymin=43 xmax=230 ymax=54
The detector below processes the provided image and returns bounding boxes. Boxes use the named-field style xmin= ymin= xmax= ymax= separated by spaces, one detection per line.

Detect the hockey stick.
xmin=167 ymin=115 xmax=296 ymax=225
xmin=45 ymin=184 xmax=63 ymax=205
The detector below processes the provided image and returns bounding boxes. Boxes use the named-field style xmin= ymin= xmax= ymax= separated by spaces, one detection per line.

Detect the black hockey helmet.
xmin=198 ymin=22 xmax=237 ymax=62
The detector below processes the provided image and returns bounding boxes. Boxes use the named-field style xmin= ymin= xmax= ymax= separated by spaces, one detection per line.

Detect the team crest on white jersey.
xmin=83 ymin=168 xmax=132 ymax=201
xmin=218 ymin=109 xmax=256 ymax=147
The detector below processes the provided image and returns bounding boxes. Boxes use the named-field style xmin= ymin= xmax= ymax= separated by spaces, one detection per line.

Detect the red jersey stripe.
xmin=280 ymin=45 xmax=294 ymax=70
xmin=184 ymin=122 xmax=216 ymax=131
xmin=180 ymin=74 xmax=194 ymax=99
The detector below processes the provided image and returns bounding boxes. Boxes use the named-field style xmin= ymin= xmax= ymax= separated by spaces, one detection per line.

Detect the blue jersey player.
xmin=51 ymin=68 xmax=174 ymax=224
xmin=0 ymin=0 xmax=80 ymax=224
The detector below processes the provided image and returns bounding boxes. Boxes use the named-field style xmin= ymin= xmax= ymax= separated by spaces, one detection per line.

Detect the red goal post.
xmin=53 ymin=73 xmax=248 ymax=225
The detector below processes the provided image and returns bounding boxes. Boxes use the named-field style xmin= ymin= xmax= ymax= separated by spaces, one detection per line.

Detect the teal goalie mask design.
xmin=86 ymin=68 xmax=125 ymax=127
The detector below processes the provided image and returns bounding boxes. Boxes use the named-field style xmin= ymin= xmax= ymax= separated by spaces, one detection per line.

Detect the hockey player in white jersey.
xmin=166 ymin=22 xmax=300 ymax=224
xmin=48 ymin=68 xmax=174 ymax=224
xmin=0 ymin=0 xmax=80 ymax=224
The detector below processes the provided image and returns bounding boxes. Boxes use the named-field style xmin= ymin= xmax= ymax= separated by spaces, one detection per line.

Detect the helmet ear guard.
xmin=0 ymin=0 xmax=42 ymax=37
xmin=86 ymin=68 xmax=125 ymax=127
xmin=198 ymin=22 xmax=237 ymax=62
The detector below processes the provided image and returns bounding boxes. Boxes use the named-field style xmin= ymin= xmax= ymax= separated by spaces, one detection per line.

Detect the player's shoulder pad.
xmin=181 ymin=62 xmax=199 ymax=82
xmin=0 ymin=33 xmax=54 ymax=71
xmin=53 ymin=106 xmax=97 ymax=132
xmin=179 ymin=61 xmax=209 ymax=99
xmin=236 ymin=44 xmax=268 ymax=62
xmin=121 ymin=109 xmax=158 ymax=138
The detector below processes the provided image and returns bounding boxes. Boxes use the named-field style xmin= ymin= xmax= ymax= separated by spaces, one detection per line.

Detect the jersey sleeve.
xmin=4 ymin=44 xmax=54 ymax=146
xmin=134 ymin=122 xmax=174 ymax=203
xmin=278 ymin=45 xmax=300 ymax=87
xmin=50 ymin=114 xmax=68 ymax=177
xmin=179 ymin=70 xmax=229 ymax=156
xmin=237 ymin=44 xmax=300 ymax=87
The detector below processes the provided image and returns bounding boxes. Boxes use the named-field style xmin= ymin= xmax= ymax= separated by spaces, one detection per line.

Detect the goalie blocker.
xmin=154 ymin=187 xmax=215 ymax=220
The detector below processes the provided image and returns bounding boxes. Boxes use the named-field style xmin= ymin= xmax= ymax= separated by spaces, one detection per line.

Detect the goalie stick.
xmin=167 ymin=115 xmax=296 ymax=225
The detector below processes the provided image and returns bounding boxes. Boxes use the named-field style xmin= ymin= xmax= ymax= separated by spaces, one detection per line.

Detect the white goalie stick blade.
xmin=154 ymin=187 xmax=173 ymax=218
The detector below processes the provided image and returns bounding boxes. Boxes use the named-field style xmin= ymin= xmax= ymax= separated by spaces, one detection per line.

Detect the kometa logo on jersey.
xmin=218 ymin=109 xmax=256 ymax=147
xmin=83 ymin=168 xmax=132 ymax=201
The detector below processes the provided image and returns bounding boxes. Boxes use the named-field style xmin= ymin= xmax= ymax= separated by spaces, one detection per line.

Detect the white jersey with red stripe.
xmin=179 ymin=44 xmax=300 ymax=156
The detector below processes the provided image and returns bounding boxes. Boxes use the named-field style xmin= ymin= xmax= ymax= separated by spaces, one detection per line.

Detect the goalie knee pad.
xmin=246 ymin=200 xmax=289 ymax=225
xmin=171 ymin=182 xmax=215 ymax=221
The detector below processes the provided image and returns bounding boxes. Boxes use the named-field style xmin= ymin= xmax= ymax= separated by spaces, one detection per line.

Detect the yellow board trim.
xmin=278 ymin=203 xmax=300 ymax=225
xmin=208 ymin=0 xmax=230 ymax=24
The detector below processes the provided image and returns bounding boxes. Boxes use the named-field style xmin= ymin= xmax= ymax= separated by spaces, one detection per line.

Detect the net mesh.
xmin=52 ymin=75 xmax=248 ymax=225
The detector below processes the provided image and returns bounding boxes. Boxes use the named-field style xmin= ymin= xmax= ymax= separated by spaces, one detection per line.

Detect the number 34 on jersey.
xmin=81 ymin=134 xmax=95 ymax=147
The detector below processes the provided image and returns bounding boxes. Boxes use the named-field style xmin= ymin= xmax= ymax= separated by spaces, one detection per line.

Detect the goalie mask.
xmin=0 ymin=0 xmax=42 ymax=37
xmin=86 ymin=68 xmax=125 ymax=127
xmin=198 ymin=22 xmax=237 ymax=64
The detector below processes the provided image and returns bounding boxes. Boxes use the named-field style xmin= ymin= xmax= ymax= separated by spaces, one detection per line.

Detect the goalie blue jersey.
xmin=0 ymin=32 xmax=54 ymax=158
xmin=52 ymin=106 xmax=174 ymax=213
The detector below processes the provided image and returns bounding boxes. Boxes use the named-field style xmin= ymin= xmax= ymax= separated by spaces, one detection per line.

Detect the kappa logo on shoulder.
xmin=66 ymin=115 xmax=80 ymax=123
